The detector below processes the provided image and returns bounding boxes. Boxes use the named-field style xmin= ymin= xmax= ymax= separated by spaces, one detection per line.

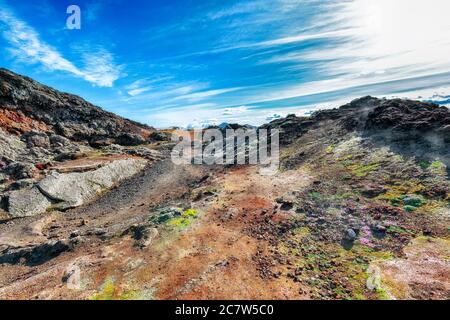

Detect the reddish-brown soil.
xmin=0 ymin=109 xmax=49 ymax=135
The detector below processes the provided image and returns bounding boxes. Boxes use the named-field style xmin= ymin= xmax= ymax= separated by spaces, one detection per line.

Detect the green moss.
xmin=149 ymin=208 xmax=197 ymax=225
xmin=167 ymin=209 xmax=199 ymax=229
xmin=89 ymin=277 xmax=141 ymax=300
xmin=309 ymin=189 xmax=352 ymax=202
xmin=376 ymin=287 xmax=392 ymax=300
xmin=150 ymin=213 xmax=173 ymax=224
xmin=276 ymin=233 xmax=395 ymax=300
xmin=45 ymin=206 xmax=57 ymax=213
xmin=326 ymin=144 xmax=336 ymax=154
xmin=402 ymin=196 xmax=426 ymax=207
xmin=337 ymin=155 xmax=354 ymax=162
xmin=403 ymin=205 xmax=417 ymax=212
xmin=418 ymin=160 xmax=443 ymax=170
xmin=376 ymin=180 xmax=427 ymax=206
xmin=118 ymin=290 xmax=140 ymax=300
xmin=309 ymin=191 xmax=325 ymax=201
xmin=182 ymin=209 xmax=199 ymax=217
xmin=419 ymin=160 xmax=431 ymax=169
xmin=430 ymin=161 xmax=443 ymax=169
xmin=387 ymin=225 xmax=413 ymax=235
xmin=90 ymin=277 xmax=116 ymax=300
xmin=380 ymin=193 xmax=427 ymax=209
xmin=168 ymin=217 xmax=192 ymax=228
xmin=346 ymin=162 xmax=380 ymax=177
xmin=428 ymin=161 xmax=447 ymax=176
xmin=292 ymin=227 xmax=310 ymax=237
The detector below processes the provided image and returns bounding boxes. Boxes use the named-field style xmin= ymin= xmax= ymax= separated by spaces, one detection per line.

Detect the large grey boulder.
xmin=6 ymin=158 xmax=147 ymax=218
xmin=38 ymin=159 xmax=147 ymax=208
xmin=0 ymin=129 xmax=27 ymax=162
xmin=8 ymin=187 xmax=52 ymax=218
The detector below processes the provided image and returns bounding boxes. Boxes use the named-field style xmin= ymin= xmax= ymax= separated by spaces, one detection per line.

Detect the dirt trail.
xmin=133 ymin=166 xmax=313 ymax=300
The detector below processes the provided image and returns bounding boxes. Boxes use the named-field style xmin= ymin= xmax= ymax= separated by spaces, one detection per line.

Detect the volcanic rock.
xmin=8 ymin=187 xmax=52 ymax=218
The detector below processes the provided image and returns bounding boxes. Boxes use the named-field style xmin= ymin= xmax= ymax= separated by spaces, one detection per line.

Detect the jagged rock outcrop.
xmin=362 ymin=99 xmax=450 ymax=166
xmin=38 ymin=158 xmax=147 ymax=209
xmin=6 ymin=158 xmax=147 ymax=217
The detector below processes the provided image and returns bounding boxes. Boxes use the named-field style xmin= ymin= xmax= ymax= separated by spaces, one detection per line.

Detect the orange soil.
xmin=0 ymin=109 xmax=49 ymax=135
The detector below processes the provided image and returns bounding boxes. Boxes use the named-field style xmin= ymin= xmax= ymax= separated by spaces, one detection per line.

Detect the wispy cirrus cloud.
xmin=124 ymin=76 xmax=174 ymax=96
xmin=125 ymin=79 xmax=155 ymax=96
xmin=0 ymin=3 xmax=121 ymax=87
xmin=260 ymin=0 xmax=450 ymax=98
xmin=171 ymin=87 xmax=243 ymax=103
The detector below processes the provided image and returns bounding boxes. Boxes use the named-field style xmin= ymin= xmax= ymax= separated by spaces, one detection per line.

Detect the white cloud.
xmin=244 ymin=0 xmax=450 ymax=107
xmin=0 ymin=5 xmax=121 ymax=87
xmin=385 ymin=86 xmax=450 ymax=103
xmin=312 ymin=0 xmax=450 ymax=77
xmin=120 ymin=82 xmax=209 ymax=104
xmin=124 ymin=76 xmax=175 ymax=96
xmin=171 ymin=87 xmax=243 ymax=102
xmin=222 ymin=105 xmax=250 ymax=115
xmin=125 ymin=80 xmax=152 ymax=96
xmin=80 ymin=49 xmax=121 ymax=87
xmin=265 ymin=0 xmax=450 ymax=88
xmin=127 ymin=87 xmax=152 ymax=96
xmin=257 ymin=30 xmax=352 ymax=47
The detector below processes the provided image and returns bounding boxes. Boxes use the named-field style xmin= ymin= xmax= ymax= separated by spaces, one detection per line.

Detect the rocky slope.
xmin=0 ymin=68 xmax=163 ymax=146
xmin=0 ymin=69 xmax=166 ymax=220
xmin=0 ymin=70 xmax=448 ymax=300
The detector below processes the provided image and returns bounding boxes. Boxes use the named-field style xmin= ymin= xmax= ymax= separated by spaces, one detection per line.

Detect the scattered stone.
xmin=69 ymin=230 xmax=80 ymax=238
xmin=0 ymin=129 xmax=28 ymax=162
xmin=124 ymin=147 xmax=164 ymax=160
xmin=89 ymin=138 xmax=115 ymax=148
xmin=124 ymin=224 xmax=159 ymax=248
xmin=126 ymin=258 xmax=144 ymax=271
xmin=0 ymin=208 xmax=8 ymax=220
xmin=361 ymin=184 xmax=387 ymax=198
xmin=10 ymin=178 xmax=36 ymax=190
xmin=149 ymin=207 xmax=182 ymax=225
xmin=22 ymin=131 xmax=50 ymax=149
xmin=0 ymin=172 xmax=7 ymax=183
xmin=0 ymin=239 xmax=73 ymax=266
xmin=344 ymin=229 xmax=357 ymax=242
xmin=150 ymin=131 xmax=169 ymax=141
xmin=137 ymin=227 xmax=158 ymax=248
xmin=49 ymin=134 xmax=71 ymax=147
xmin=3 ymin=162 xmax=37 ymax=179
xmin=115 ymin=133 xmax=147 ymax=146
xmin=87 ymin=228 xmax=107 ymax=236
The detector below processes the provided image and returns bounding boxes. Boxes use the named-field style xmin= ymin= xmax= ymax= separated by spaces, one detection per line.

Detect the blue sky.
xmin=1 ymin=0 xmax=450 ymax=128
